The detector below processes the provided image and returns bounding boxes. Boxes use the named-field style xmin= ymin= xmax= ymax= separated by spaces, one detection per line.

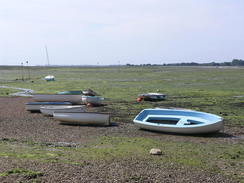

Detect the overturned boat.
xmin=133 ymin=108 xmax=223 ymax=134
xmin=81 ymin=96 xmax=104 ymax=105
xmin=40 ymin=105 xmax=85 ymax=116
xmin=53 ymin=112 xmax=110 ymax=126
xmin=32 ymin=94 xmax=83 ymax=104
xmin=25 ymin=102 xmax=72 ymax=112
xmin=138 ymin=93 xmax=166 ymax=101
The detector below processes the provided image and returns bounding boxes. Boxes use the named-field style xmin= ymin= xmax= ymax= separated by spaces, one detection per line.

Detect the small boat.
xmin=53 ymin=112 xmax=110 ymax=126
xmin=40 ymin=105 xmax=85 ymax=116
xmin=133 ymin=108 xmax=223 ymax=134
xmin=44 ymin=75 xmax=55 ymax=81
xmin=57 ymin=91 xmax=82 ymax=95
xmin=32 ymin=94 xmax=83 ymax=104
xmin=138 ymin=93 xmax=166 ymax=101
xmin=25 ymin=102 xmax=72 ymax=112
xmin=82 ymin=89 xmax=98 ymax=96
xmin=81 ymin=96 xmax=104 ymax=105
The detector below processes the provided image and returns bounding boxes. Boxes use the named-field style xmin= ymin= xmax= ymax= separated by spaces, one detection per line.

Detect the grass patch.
xmin=0 ymin=88 xmax=19 ymax=96
xmin=0 ymin=168 xmax=43 ymax=179
xmin=0 ymin=66 xmax=244 ymax=181
xmin=0 ymin=136 xmax=243 ymax=181
xmin=1 ymin=66 xmax=244 ymax=126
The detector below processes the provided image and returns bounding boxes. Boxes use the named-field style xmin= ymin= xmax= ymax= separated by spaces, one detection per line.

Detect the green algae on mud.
xmin=1 ymin=66 xmax=244 ymax=126
xmin=0 ymin=66 xmax=244 ymax=182
xmin=0 ymin=88 xmax=19 ymax=96
xmin=0 ymin=136 xmax=243 ymax=181
xmin=0 ymin=168 xmax=43 ymax=178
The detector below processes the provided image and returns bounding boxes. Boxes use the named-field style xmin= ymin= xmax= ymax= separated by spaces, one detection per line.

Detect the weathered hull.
xmin=40 ymin=105 xmax=85 ymax=116
xmin=32 ymin=94 xmax=83 ymax=104
xmin=53 ymin=112 xmax=110 ymax=126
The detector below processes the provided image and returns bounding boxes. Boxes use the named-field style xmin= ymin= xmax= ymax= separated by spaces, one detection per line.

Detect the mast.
xmin=45 ymin=45 xmax=50 ymax=66
xmin=21 ymin=62 xmax=24 ymax=80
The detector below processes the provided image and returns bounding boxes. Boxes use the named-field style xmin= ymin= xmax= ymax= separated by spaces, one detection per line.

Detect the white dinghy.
xmin=44 ymin=75 xmax=55 ymax=81
xmin=53 ymin=112 xmax=110 ymax=126
xmin=25 ymin=102 xmax=72 ymax=112
xmin=40 ymin=105 xmax=85 ymax=116
xmin=138 ymin=93 xmax=166 ymax=101
xmin=133 ymin=108 xmax=223 ymax=134
xmin=32 ymin=94 xmax=83 ymax=104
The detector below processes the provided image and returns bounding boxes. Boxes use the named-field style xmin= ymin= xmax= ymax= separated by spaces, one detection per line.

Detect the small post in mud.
xmin=26 ymin=61 xmax=30 ymax=80
xmin=21 ymin=62 xmax=24 ymax=81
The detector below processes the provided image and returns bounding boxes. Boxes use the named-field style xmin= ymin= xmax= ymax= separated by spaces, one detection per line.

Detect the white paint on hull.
xmin=26 ymin=105 xmax=72 ymax=111
xmin=44 ymin=75 xmax=55 ymax=81
xmin=133 ymin=108 xmax=223 ymax=134
xmin=81 ymin=96 xmax=104 ymax=105
xmin=40 ymin=105 xmax=84 ymax=116
xmin=32 ymin=94 xmax=83 ymax=104
xmin=135 ymin=121 xmax=224 ymax=134
xmin=53 ymin=112 xmax=110 ymax=126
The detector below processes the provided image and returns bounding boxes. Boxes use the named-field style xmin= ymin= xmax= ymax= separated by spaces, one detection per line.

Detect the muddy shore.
xmin=0 ymin=97 xmax=242 ymax=182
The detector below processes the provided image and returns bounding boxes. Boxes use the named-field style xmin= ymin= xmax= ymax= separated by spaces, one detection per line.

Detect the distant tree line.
xmin=126 ymin=59 xmax=244 ymax=67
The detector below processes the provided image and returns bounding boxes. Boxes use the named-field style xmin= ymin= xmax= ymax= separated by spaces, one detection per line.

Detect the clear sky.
xmin=0 ymin=0 xmax=244 ymax=65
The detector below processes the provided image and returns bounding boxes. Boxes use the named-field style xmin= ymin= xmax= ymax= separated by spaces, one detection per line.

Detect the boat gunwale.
xmin=53 ymin=111 xmax=110 ymax=115
xmin=25 ymin=102 xmax=73 ymax=105
xmin=32 ymin=94 xmax=83 ymax=96
xmin=134 ymin=119 xmax=223 ymax=129
xmin=40 ymin=105 xmax=84 ymax=109
xmin=81 ymin=96 xmax=104 ymax=99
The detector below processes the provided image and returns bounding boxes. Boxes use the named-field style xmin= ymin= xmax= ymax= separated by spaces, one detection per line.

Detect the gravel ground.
xmin=0 ymin=158 xmax=237 ymax=183
xmin=0 ymin=97 xmax=242 ymax=182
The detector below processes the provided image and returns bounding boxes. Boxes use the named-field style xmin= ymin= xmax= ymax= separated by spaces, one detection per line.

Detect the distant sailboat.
xmin=44 ymin=45 xmax=55 ymax=81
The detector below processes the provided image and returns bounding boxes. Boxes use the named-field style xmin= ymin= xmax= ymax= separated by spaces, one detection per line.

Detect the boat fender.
xmin=137 ymin=97 xmax=143 ymax=102
xmin=87 ymin=103 xmax=93 ymax=107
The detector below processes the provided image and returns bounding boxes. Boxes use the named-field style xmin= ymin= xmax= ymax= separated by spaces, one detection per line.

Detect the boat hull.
xmin=139 ymin=93 xmax=166 ymax=101
xmin=25 ymin=102 xmax=72 ymax=112
xmin=53 ymin=112 xmax=110 ymax=126
xmin=44 ymin=75 xmax=55 ymax=81
xmin=81 ymin=96 xmax=104 ymax=105
xmin=134 ymin=121 xmax=224 ymax=134
xmin=40 ymin=105 xmax=85 ymax=116
xmin=57 ymin=91 xmax=82 ymax=95
xmin=133 ymin=108 xmax=223 ymax=134
xmin=32 ymin=94 xmax=83 ymax=104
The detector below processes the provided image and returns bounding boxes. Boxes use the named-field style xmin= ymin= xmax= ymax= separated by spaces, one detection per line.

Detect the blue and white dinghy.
xmin=133 ymin=108 xmax=223 ymax=134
